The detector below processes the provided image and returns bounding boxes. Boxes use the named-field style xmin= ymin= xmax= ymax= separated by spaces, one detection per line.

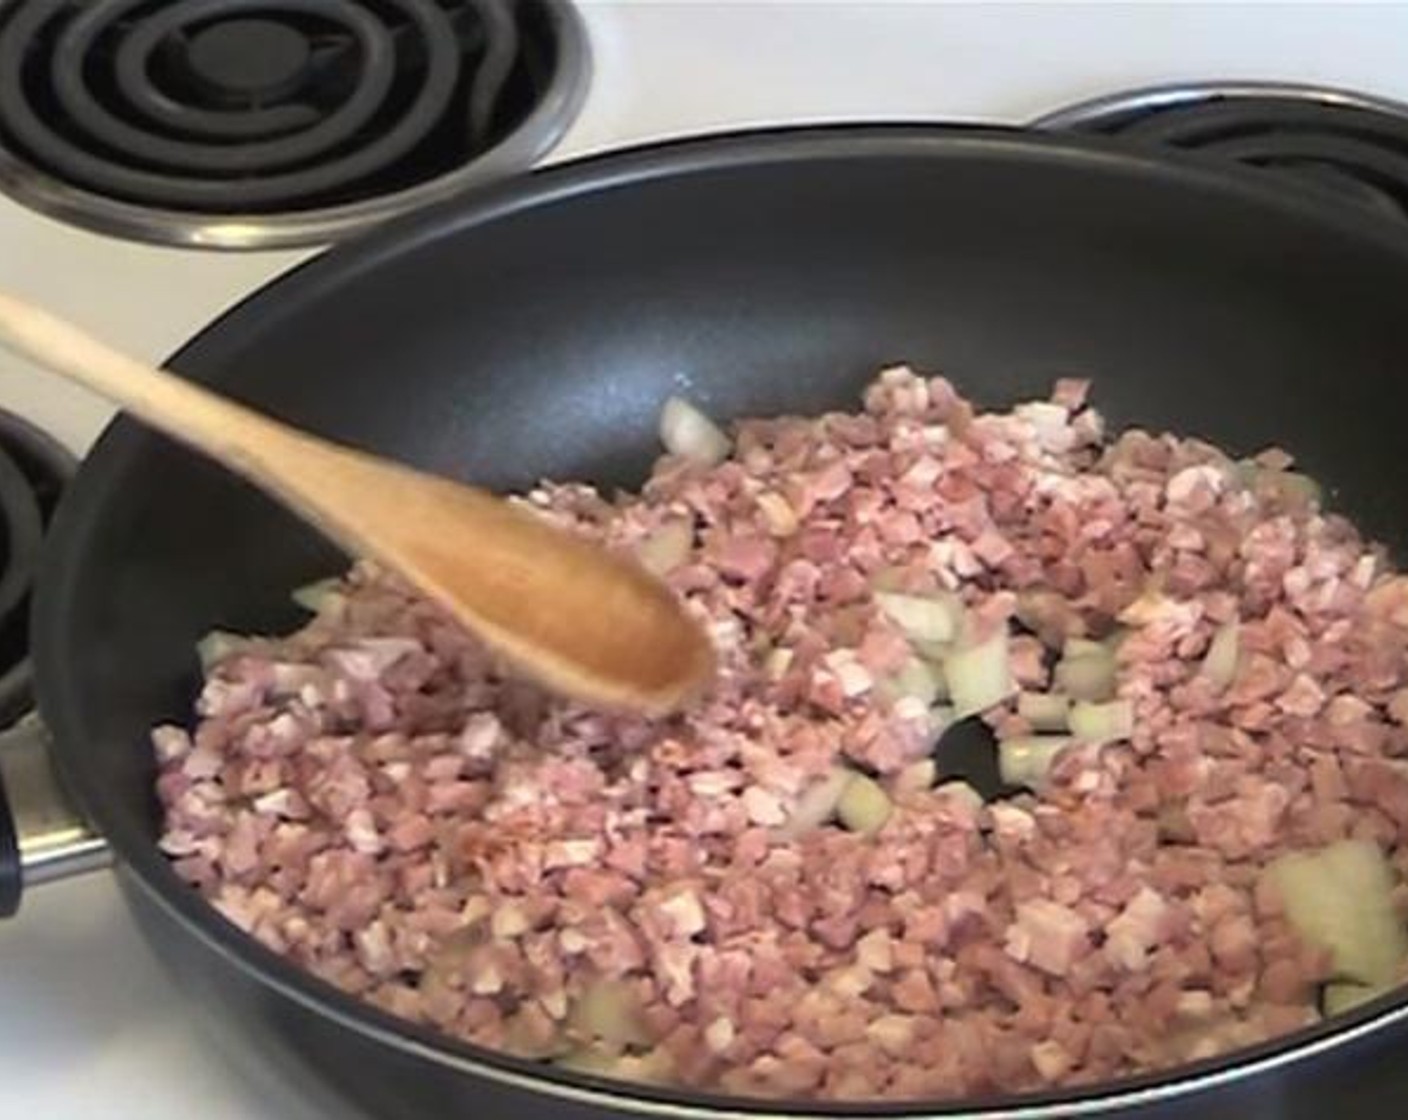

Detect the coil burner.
xmin=0 ymin=0 xmax=590 ymax=248
xmin=0 ymin=412 xmax=74 ymax=727
xmin=1036 ymin=82 xmax=1408 ymax=223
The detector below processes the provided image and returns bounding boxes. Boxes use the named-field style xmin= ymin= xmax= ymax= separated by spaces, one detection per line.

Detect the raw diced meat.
xmin=156 ymin=367 xmax=1408 ymax=1104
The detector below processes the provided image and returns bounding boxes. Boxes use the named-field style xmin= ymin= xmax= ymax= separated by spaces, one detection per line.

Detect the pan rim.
xmin=33 ymin=121 xmax=1408 ymax=1118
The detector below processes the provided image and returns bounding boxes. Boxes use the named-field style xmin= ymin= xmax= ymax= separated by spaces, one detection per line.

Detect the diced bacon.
xmin=1104 ymin=887 xmax=1170 ymax=972
xmin=456 ymin=712 xmax=505 ymax=760
xmin=543 ymin=837 xmax=602 ymax=869
xmin=1051 ymin=378 xmax=1090 ymax=411
xmin=344 ymin=808 xmax=383 ymax=855
xmin=716 ymin=534 xmax=779 ymax=582
xmin=1008 ymin=900 xmax=1091 ymax=976
xmin=154 ymin=366 xmax=1407 ymax=1102
xmin=1030 ymin=1039 xmax=1074 ymax=1082
xmin=741 ymin=786 xmax=787 ymax=827
xmin=657 ymin=887 xmax=708 ymax=939
xmin=1277 ymin=674 xmax=1326 ymax=717
xmin=152 ymin=725 xmax=192 ymax=764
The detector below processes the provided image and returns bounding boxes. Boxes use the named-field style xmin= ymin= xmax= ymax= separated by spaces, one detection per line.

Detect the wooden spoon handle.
xmin=0 ymin=289 xmax=326 ymax=499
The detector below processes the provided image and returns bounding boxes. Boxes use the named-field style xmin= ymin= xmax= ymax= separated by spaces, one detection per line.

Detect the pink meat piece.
xmin=1006 ymin=900 xmax=1091 ymax=977
xmin=1051 ymin=378 xmax=1091 ymax=411
xmin=1103 ymin=887 xmax=1171 ymax=972
xmin=715 ymin=534 xmax=779 ymax=583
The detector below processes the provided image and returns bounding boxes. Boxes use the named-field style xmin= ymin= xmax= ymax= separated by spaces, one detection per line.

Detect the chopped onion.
xmin=936 ymin=779 xmax=985 ymax=812
xmin=659 ymin=396 xmax=731 ymax=466
xmin=837 ymin=773 xmax=892 ymax=836
xmin=998 ymin=735 xmax=1073 ymax=789
xmin=781 ymin=767 xmax=852 ymax=838
xmin=555 ymin=1048 xmax=616 ymax=1076
xmin=870 ymin=566 xmax=908 ymax=593
xmin=874 ymin=591 xmax=962 ymax=645
xmin=637 ymin=519 xmax=694 ymax=575
xmin=1062 ymin=637 xmax=1106 ymax=660
xmin=1265 ymin=839 xmax=1408 ymax=988
xmin=1200 ymin=619 xmax=1240 ymax=690
xmin=763 ymin=647 xmax=795 ymax=680
xmin=196 ymin=629 xmax=246 ymax=668
xmin=892 ymin=759 xmax=937 ymax=798
xmin=910 ymin=638 xmax=954 ymax=668
xmin=943 ymin=628 xmax=1014 ymax=717
xmin=1014 ymin=400 xmax=1075 ymax=452
xmin=889 ymin=656 xmax=945 ymax=706
xmin=1240 ymin=461 xmax=1324 ymax=509
xmin=504 ymin=1011 xmax=570 ymax=1059
xmin=570 ymin=979 xmax=650 ymax=1047
xmin=755 ymin=492 xmax=799 ymax=537
xmin=1017 ymin=692 xmax=1071 ymax=732
xmin=1275 ymin=471 xmax=1323 ymax=507
xmin=555 ymin=1047 xmax=675 ymax=1084
xmin=1322 ymin=980 xmax=1393 ymax=1018
xmin=290 ymin=577 xmax=343 ymax=613
xmin=1118 ymin=589 xmax=1180 ymax=628
xmin=1054 ymin=651 xmax=1118 ymax=702
xmin=1069 ymin=698 xmax=1133 ymax=742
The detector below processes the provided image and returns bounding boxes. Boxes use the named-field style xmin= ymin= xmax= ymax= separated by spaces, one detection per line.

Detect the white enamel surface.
xmin=4 ymin=2 xmax=1408 ymax=1115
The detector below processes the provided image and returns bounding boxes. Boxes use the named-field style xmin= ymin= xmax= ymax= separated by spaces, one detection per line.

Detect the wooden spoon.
xmin=0 ymin=290 xmax=715 ymax=714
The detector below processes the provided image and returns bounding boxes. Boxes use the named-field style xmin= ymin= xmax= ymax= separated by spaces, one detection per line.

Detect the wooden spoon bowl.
xmin=0 ymin=290 xmax=715 ymax=714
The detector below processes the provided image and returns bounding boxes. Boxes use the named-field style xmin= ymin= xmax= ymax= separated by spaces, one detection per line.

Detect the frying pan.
xmin=9 ymin=125 xmax=1408 ymax=1119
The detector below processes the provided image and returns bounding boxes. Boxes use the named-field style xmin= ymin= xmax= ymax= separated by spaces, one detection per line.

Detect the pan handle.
xmin=0 ymin=714 xmax=111 ymax=916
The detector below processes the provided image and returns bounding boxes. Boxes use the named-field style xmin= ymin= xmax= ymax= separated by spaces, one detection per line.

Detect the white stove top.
xmin=5 ymin=2 xmax=1408 ymax=1115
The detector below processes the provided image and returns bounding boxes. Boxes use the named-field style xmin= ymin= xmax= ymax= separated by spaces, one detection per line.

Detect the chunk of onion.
xmin=910 ymin=638 xmax=954 ymax=669
xmin=290 ymin=577 xmax=343 ymax=613
xmin=659 ymin=397 xmax=731 ymax=466
xmin=1240 ymin=461 xmax=1324 ymax=509
xmin=870 ymin=566 xmax=908 ymax=593
xmin=554 ymin=1047 xmax=675 ymax=1085
xmin=555 ymin=1048 xmax=617 ymax=1076
xmin=755 ymin=492 xmax=799 ymax=537
xmin=1068 ymin=698 xmax=1134 ymax=742
xmin=570 ymin=980 xmax=651 ymax=1047
xmin=1265 ymin=839 xmax=1408 ymax=988
xmin=1322 ymin=980 xmax=1393 ymax=1018
xmin=196 ymin=629 xmax=246 ymax=669
xmin=1017 ymin=692 xmax=1071 ymax=732
xmin=780 ymin=767 xmax=852 ymax=838
xmin=943 ymin=628 xmax=1014 ymax=717
xmin=763 ymin=647 xmax=795 ymax=680
xmin=874 ymin=591 xmax=962 ymax=646
xmin=936 ymin=779 xmax=985 ymax=812
xmin=998 ymin=735 xmax=1073 ymax=789
xmin=888 ymin=656 xmax=945 ymax=706
xmin=1200 ymin=619 xmax=1240 ymax=690
xmin=1062 ymin=637 xmax=1106 ymax=660
xmin=892 ymin=759 xmax=937 ymax=798
xmin=504 ymin=1012 xmax=571 ymax=1059
xmin=637 ymin=520 xmax=694 ymax=575
xmin=1275 ymin=471 xmax=1323 ymax=507
xmin=837 ymin=773 xmax=892 ymax=836
xmin=1054 ymin=651 xmax=1118 ymax=702
xmin=1323 ymin=974 xmax=1391 ymax=1019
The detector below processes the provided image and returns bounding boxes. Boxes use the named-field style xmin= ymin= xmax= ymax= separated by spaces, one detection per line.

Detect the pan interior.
xmin=33 ymin=127 xmax=1408 ymax=1111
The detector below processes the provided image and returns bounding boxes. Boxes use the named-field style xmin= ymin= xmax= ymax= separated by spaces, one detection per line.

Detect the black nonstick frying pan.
xmin=13 ymin=125 xmax=1408 ymax=1119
